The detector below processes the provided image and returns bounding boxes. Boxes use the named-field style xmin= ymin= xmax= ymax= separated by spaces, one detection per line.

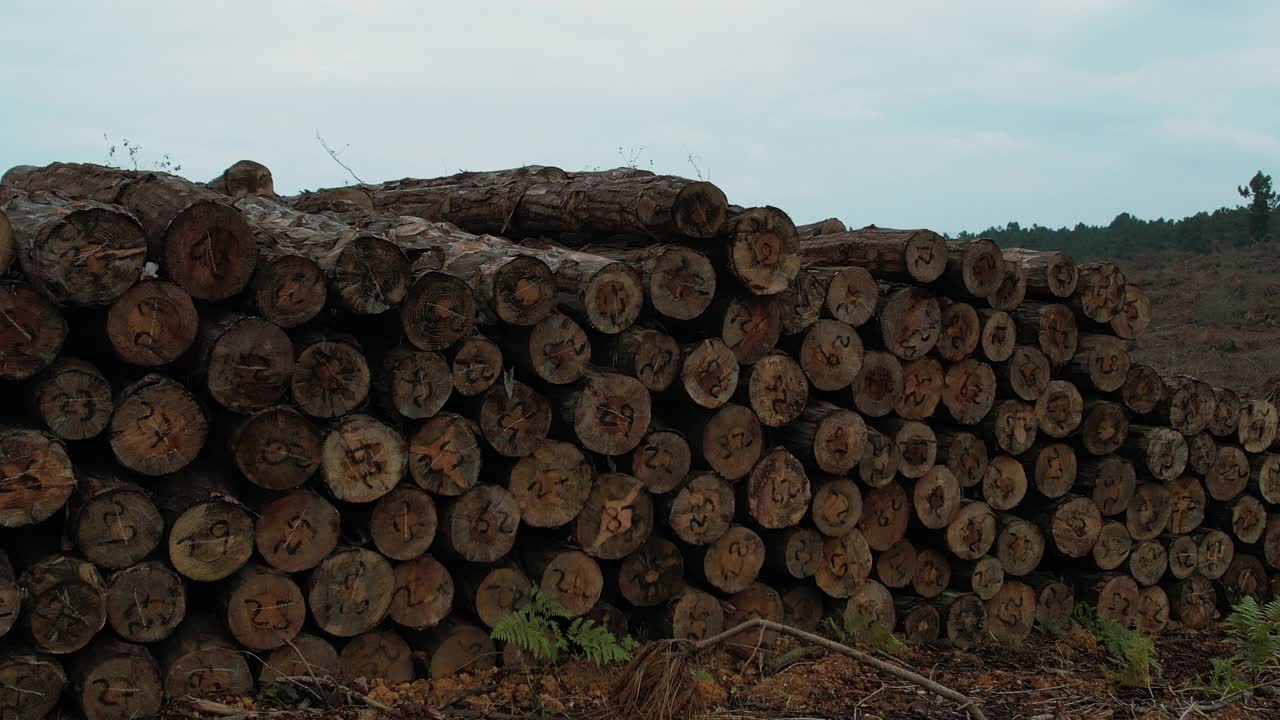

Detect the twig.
xmin=278 ymin=675 xmax=390 ymax=710
xmin=693 ymin=619 xmax=989 ymax=720
xmin=1177 ymin=689 xmax=1254 ymax=719
xmin=315 ymin=131 xmax=364 ymax=184
xmin=764 ymin=645 xmax=825 ymax=675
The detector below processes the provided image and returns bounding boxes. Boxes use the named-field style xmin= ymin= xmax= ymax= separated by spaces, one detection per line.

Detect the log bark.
xmin=231 ymin=406 xmax=322 ymax=491
xmin=574 ymin=473 xmax=653 ymax=560
xmin=1166 ymin=475 xmax=1206 ymax=535
xmin=860 ymin=482 xmax=911 ymax=551
xmin=778 ymin=401 xmax=867 ymax=475
xmin=984 ymin=580 xmax=1036 ymax=643
xmin=679 ymin=338 xmax=739 ymax=409
xmin=0 ymin=206 xmax=12 ymax=276
xmin=1208 ymin=387 xmax=1242 ymax=439
xmin=615 ymin=536 xmax=684 ymax=608
xmin=1002 ymin=248 xmax=1077 ymax=299
xmin=1166 ymin=534 xmax=1200 ymax=580
xmin=1071 ymin=262 xmax=1126 ymax=324
xmin=942 ymin=358 xmax=997 ymax=425
xmin=937 ymin=300 xmax=980 ymax=362
xmin=0 ymin=426 xmax=75 ymax=528
xmin=507 ymin=439 xmax=593 ymax=526
xmin=555 ymin=369 xmax=652 ymax=456
xmin=11 ymin=164 xmax=262 ymax=300
xmin=450 ymin=335 xmax=503 ymax=397
xmin=600 ymin=327 xmax=681 ymax=394
xmin=377 ymin=346 xmax=452 ymax=420
xmin=1237 ymin=398 xmax=1279 ymax=453
xmin=913 ymin=548 xmax=953 ymax=599
xmin=159 ymin=469 xmax=255 ymax=582
xmin=800 ymin=227 xmax=948 ymax=283
xmin=1126 ymin=483 xmax=1172 ymax=542
xmin=419 ymin=619 xmax=496 ymax=679
xmin=987 ymin=257 xmax=1026 ymax=311
xmin=897 ymin=357 xmax=943 ymax=420
xmin=983 ymin=455 xmax=1028 ymax=512
xmin=206 ymin=159 xmax=275 ymax=198
xmin=665 ymin=473 xmax=734 ymax=546
xmin=409 ymin=412 xmax=483 ymax=496
xmin=369 ymin=486 xmax=437 ymax=561
xmin=307 ymin=548 xmax=395 ymax=637
xmin=104 ymin=561 xmax=185 ymax=643
xmin=437 ymin=484 xmax=521 ymax=563
xmin=953 ymin=555 xmax=1005 ymax=600
xmin=1136 ymin=585 xmax=1170 ymax=635
xmin=70 ymin=639 xmax=164 ymax=720
xmin=1010 ymin=302 xmax=1077 ymax=366
xmin=815 ymin=530 xmax=874 ymax=598
xmin=1120 ymin=425 xmax=1187 ymax=482
xmin=797 ymin=218 xmax=847 ymax=238
xmin=0 ymin=551 xmax=16 ymax=639
xmin=1121 ymin=363 xmax=1163 ymax=416
xmin=1265 ymin=514 xmax=1280 ymax=571
xmin=875 ymin=285 xmax=941 ymax=361
xmin=777 ymin=269 xmax=824 ymax=335
xmin=321 ymin=413 xmax=407 ymax=503
xmin=1039 ymin=496 xmax=1103 ymax=559
xmin=19 ymin=555 xmax=106 ymax=654
xmin=458 ymin=564 xmax=532 ymax=629
xmin=289 ymin=334 xmax=371 ymax=419
xmin=877 ymin=539 xmax=916 ymax=589
xmin=338 ymin=630 xmax=415 ymax=685
xmin=810 ymin=476 xmax=863 ymax=538
xmin=764 ymin=527 xmax=822 ymax=580
xmin=0 ymin=282 xmax=67 ymax=380
xmin=700 ymin=525 xmax=766 ymax=594
xmin=476 ymin=380 xmax=552 ymax=458
xmin=1065 ymin=334 xmax=1130 ymax=393
xmin=1002 ymin=345 xmax=1051 ymax=402
xmin=663 ymin=589 xmax=725 ymax=641
xmin=852 ymin=351 xmax=904 ymax=418
xmin=978 ymin=309 xmax=1017 ymax=362
xmin=69 ymin=469 xmax=163 ymax=569
xmin=1206 ymin=445 xmax=1250 ymax=502
xmin=1167 ymin=575 xmax=1216 ymax=630
xmin=1080 ymin=399 xmax=1129 ymax=456
xmin=935 ymin=429 xmax=988 ymax=489
xmin=255 ymin=489 xmax=342 ymax=572
xmin=1026 ymin=575 xmax=1075 ymax=634
xmin=195 ymin=312 xmax=294 ymax=414
xmin=684 ymin=403 xmax=763 ymax=481
xmin=1092 ymin=521 xmax=1133 ymax=571
xmin=104 ymin=280 xmax=197 ymax=367
xmin=985 ymin=399 xmax=1037 ymax=455
xmin=1128 ymin=540 xmax=1168 ymax=588
xmin=930 ymin=592 xmax=986 ymax=649
xmin=808 ymin=265 xmax=878 ymax=327
xmin=717 ymin=294 xmax=782 ymax=365
xmin=996 ymin=515 xmax=1045 ymax=577
xmin=223 ymin=564 xmax=305 ymax=651
xmin=738 ymin=351 xmax=808 ymax=427
xmin=942 ymin=238 xmax=1004 ymax=299
xmin=1193 ymin=528 xmax=1235 ymax=580
xmin=1110 ymin=283 xmax=1152 ymax=340
xmin=1076 ymin=456 xmax=1136 ymax=517
xmin=31 ymin=357 xmax=113 ymax=441
xmin=1034 ymin=380 xmax=1083 ymax=439
xmin=911 ymin=466 xmax=962 ymax=530
xmin=945 ymin=500 xmax=998 ymax=561
xmin=593 ymin=245 xmax=716 ymax=321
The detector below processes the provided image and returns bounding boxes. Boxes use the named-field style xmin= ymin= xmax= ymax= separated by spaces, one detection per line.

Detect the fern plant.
xmin=491 ymin=586 xmax=639 ymax=666
xmin=821 ymin=611 xmax=906 ymax=655
xmin=1221 ymin=596 xmax=1280 ymax=672
xmin=1072 ymin=603 xmax=1162 ymax=689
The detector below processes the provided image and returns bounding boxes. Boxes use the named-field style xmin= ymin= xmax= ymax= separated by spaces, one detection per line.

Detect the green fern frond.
xmin=490 ymin=585 xmax=636 ymax=666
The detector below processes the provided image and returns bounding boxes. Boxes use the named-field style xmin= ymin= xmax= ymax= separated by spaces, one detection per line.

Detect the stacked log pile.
xmin=0 ymin=159 xmax=1277 ymax=720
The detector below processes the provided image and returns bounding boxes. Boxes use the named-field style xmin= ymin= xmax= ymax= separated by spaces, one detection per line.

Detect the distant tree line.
xmin=955 ymin=171 xmax=1279 ymax=259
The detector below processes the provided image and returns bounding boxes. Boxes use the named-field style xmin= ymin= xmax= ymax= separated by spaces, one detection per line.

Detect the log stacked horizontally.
xmin=0 ymin=159 xmax=1275 ymax=719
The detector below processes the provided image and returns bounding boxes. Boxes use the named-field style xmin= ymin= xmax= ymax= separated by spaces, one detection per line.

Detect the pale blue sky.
xmin=2 ymin=1 xmax=1277 ymax=234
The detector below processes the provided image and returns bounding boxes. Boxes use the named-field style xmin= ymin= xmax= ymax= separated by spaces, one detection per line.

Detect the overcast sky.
xmin=3 ymin=1 xmax=1277 ymax=234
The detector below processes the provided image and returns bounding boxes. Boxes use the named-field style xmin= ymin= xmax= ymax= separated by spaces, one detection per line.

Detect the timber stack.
xmin=0 ymin=158 xmax=1276 ymax=720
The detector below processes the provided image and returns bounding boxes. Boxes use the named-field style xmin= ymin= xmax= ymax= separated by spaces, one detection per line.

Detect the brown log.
xmin=289 ymin=334 xmax=371 ymax=419
xmin=1166 ymin=534 xmax=1200 ymax=580
xmin=556 ymin=369 xmax=652 ymax=456
xmin=0 ymin=204 xmax=12 ymax=274
xmin=595 ymin=245 xmax=716 ymax=321
xmin=437 ymin=484 xmax=521 ymax=563
xmin=1084 ymin=572 xmax=1140 ymax=628
xmin=952 ymin=555 xmax=1004 ymax=600
xmin=458 ymin=564 xmax=532 ymax=629
xmin=615 ymin=537 xmax=684 ymax=608
xmin=418 ymin=241 xmax=557 ymax=330
xmin=1071 ymin=262 xmax=1126 ymax=324
xmin=626 ymin=428 xmax=691 ymax=494
xmin=70 ymin=638 xmax=164 ymax=720
xmin=247 ymin=254 xmax=327 ymax=331
xmin=935 ymin=429 xmax=988 ymax=489
xmin=507 ymin=440 xmax=593 ymax=526
xmin=1128 ymin=540 xmax=1168 ymax=588
xmin=501 ymin=311 xmax=590 ymax=385
xmin=450 ymin=335 xmax=503 ymax=397
xmin=307 ymin=548 xmax=395 ymax=637
xmin=1002 ymin=345 xmax=1051 ymax=402
xmin=797 ymin=218 xmax=847 ymax=238
xmin=876 ymin=285 xmax=941 ymax=361
xmin=260 ymin=633 xmax=339 ymax=685
xmin=0 ymin=551 xmax=16 ymax=638
xmin=104 ymin=561 xmax=186 ymax=643
xmin=477 ymin=380 xmax=552 ymax=458
xmin=1167 ymin=475 xmax=1207 ymax=535
xmin=0 ymin=426 xmax=74 ymax=528
xmin=600 ymin=327 xmax=681 ymax=394
xmin=1250 ymin=454 xmax=1280 ymax=506
xmin=844 ymin=580 xmax=896 ymax=635
xmin=369 ymin=486 xmax=437 ymax=561
xmin=1208 ymin=387 xmax=1242 ymax=439
xmin=1167 ymin=575 xmax=1216 ymax=630
xmin=779 ymin=401 xmax=867 ymax=476
xmin=942 ymin=238 xmax=1004 ymax=299
xmin=810 ymin=476 xmax=863 ymax=538
xmin=0 ymin=282 xmax=66 ymax=379
xmin=1126 ymin=483 xmax=1172 ymax=542
xmin=1136 ymin=585 xmax=1170 ymax=635
xmin=985 ymin=399 xmax=1037 ymax=455
xmin=1266 ymin=514 xmax=1280 ymax=571
xmin=1025 ymin=574 xmax=1075 ymax=634
xmin=982 ymin=455 xmax=1027 ymax=512
xmin=400 ymin=265 xmax=477 ymax=351
xmin=721 ymin=206 xmax=802 ymax=296
xmin=911 ymin=466 xmax=962 ymax=530
xmin=223 ymin=564 xmax=305 ymax=651
xmin=896 ymin=357 xmax=943 ymax=420
xmin=1065 ymin=334 xmax=1130 ymax=393
xmin=1188 ymin=427 xmax=1216 ymax=476
xmin=1110 ymin=283 xmax=1152 ymax=340
xmin=195 ymin=312 xmax=293 ymax=414
xmin=420 ymin=618 xmax=496 ymax=679
xmin=207 ymin=159 xmax=274 ymax=197
xmin=877 ymin=539 xmax=917 ymax=589
xmin=805 ymin=265 xmax=878 ymax=327
xmin=231 ymin=406 xmax=322 ymax=491
xmin=800 ymin=227 xmax=947 ymax=283
xmin=0 ymin=648 xmax=65 ymax=712
xmin=718 ymin=294 xmax=782 ymax=365
xmin=1076 ymin=456 xmax=1136 ymax=517
xmin=107 ymin=374 xmax=207 ymax=477
xmin=946 ymin=500 xmax=998 ymax=560
xmin=574 ymin=473 xmax=653 ymax=560
xmin=913 ymin=548 xmax=952 ymax=599
xmin=737 ymin=350 xmax=808 ymax=427
xmin=1206 ymin=445 xmax=1250 ymax=502
xmin=1 ymin=190 xmax=146 ymax=306
xmin=679 ymin=338 xmax=739 ymax=409
xmin=764 ymin=527 xmax=822 ymax=580
xmin=978 ymin=308 xmax=1017 ymax=363
xmin=409 ymin=412 xmax=483 ymax=496
xmin=1002 ymin=248 xmax=1077 ymax=299
xmin=1039 ymin=495 xmax=1103 ymax=559
xmin=873 ymin=419 xmax=933 ymax=479
xmin=1092 ymin=521 xmax=1133 ymax=571
xmin=388 ymin=554 xmax=454 ymax=630
xmin=1221 ymin=554 xmax=1269 ymax=606
xmin=852 ymin=351 xmax=904 ymax=418
xmin=338 ymin=630 xmax=415 ymax=685
xmin=159 ymin=470 xmax=255 ymax=582
xmin=1193 ymin=528 xmax=1235 ymax=580
xmin=701 ymin=525 xmax=766 ymax=594
xmin=18 ymin=554 xmax=105 ymax=655
xmin=69 ymin=470 xmax=162 ymax=569
xmin=896 ymin=597 xmax=941 ymax=644
xmin=815 ymin=530 xmax=874 ymax=599
xmin=937 ymin=300 xmax=980 ymax=362
xmin=1156 ymin=376 xmax=1216 ymax=437
xmin=521 ymin=544 xmax=603 ymax=618
xmin=984 ymin=580 xmax=1036 ymax=643
xmin=377 ymin=346 xmax=452 ymax=420
xmin=1120 ymin=425 xmax=1187 ymax=482
xmin=942 ymin=358 xmax=997 ymax=425
xmin=929 ymin=592 xmax=986 ymax=649
xmin=31 ymin=357 xmax=113 ymax=441
xmin=663 ymin=589 xmax=725 ymax=641
xmin=665 ymin=473 xmax=734 ymax=546
xmin=1010 ymin=302 xmax=1077 ymax=366
xmin=860 ymin=482 xmax=911 ymax=551
xmin=1121 ymin=363 xmax=1163 ymax=415
xmin=1024 ymin=442 xmax=1076 ymax=499
xmin=1239 ymin=398 xmax=1280 ymax=452
xmin=1080 ymin=399 xmax=1129 ymax=456
xmin=777 ymin=269 xmax=824 ymax=335
xmin=321 ymin=413 xmax=407 ymax=503
xmin=996 ymin=515 xmax=1045 ymax=577
xmin=781 ymin=584 xmax=826 ymax=633
xmin=1034 ymin=379 xmax=1083 ymax=439
xmin=988 ymin=257 xmax=1026 ymax=311
xmin=724 ymin=582 xmax=785 ymax=647
xmin=104 ymin=280 xmax=196 ymax=367
xmin=685 ymin=403 xmax=763 ymax=481
xmin=255 ymin=490 xmax=341 ymax=572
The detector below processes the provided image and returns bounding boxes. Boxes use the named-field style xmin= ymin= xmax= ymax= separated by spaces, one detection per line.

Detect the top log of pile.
xmin=0 ymin=158 xmax=1275 ymax=720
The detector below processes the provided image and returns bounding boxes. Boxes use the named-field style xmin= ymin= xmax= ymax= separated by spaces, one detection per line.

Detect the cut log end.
xmin=307 ymin=549 xmax=395 ymax=638
xmin=879 ymin=286 xmax=940 ymax=361
xmin=409 ymin=412 xmax=483 ymax=496
xmin=0 ymin=283 xmax=67 ymax=380
xmin=232 ymin=406 xmax=322 ymax=490
xmin=617 ymin=537 xmax=683 ymax=608
xmin=255 ymin=490 xmax=341 ymax=572
xmin=799 ymin=319 xmax=863 ymax=392
xmin=824 ymin=266 xmax=878 ymax=327
xmin=478 ymin=381 xmax=552 ymax=458
xmin=164 ymin=201 xmax=258 ymax=301
xmin=720 ymin=295 xmax=782 ymax=365
xmin=109 ymin=376 xmax=209 ymax=477
xmin=105 ymin=562 xmax=186 ymax=643
xmin=574 ymin=473 xmax=653 ymax=560
xmin=646 ymin=246 xmax=716 ymax=321
xmin=389 ymin=555 xmax=454 ymax=629
xmin=727 ymin=206 xmax=801 ymax=295
xmin=937 ymin=301 xmax=980 ymax=362
xmin=290 ymin=337 xmax=371 ymax=419
xmin=704 ymin=525 xmax=766 ymax=594
xmin=630 ymin=429 xmax=691 ymax=494
xmin=251 ymin=255 xmax=327 ymax=328
xmin=369 ymin=486 xmax=438 ymax=561
xmin=451 ymin=336 xmax=503 ymax=397
xmin=106 ymin=280 xmax=197 ymax=367
xmin=33 ymin=357 xmax=113 ymax=441
xmin=401 ymin=271 xmax=476 ymax=351
xmin=666 ymin=473 xmax=734 ymax=546
xmin=980 ymin=310 xmax=1017 ymax=363
xmin=745 ymin=351 xmax=810 ymax=427
xmin=440 ymin=484 xmax=521 ymax=563
xmin=853 ymin=351 xmax=904 ymax=418
xmin=509 ymin=439 xmax=593 ymax=527
xmin=321 ymin=414 xmax=407 ymax=503
xmin=815 ymin=530 xmax=873 ymax=598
